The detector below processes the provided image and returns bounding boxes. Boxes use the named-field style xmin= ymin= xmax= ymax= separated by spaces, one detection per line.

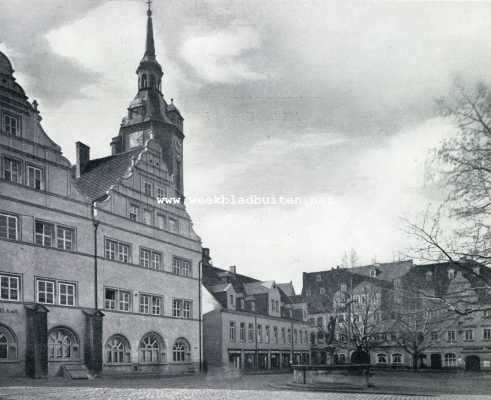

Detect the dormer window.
xmin=370 ymin=270 xmax=376 ymax=277
xmin=426 ymin=271 xmax=433 ymax=282
xmin=316 ymin=274 xmax=322 ymax=282
xmin=229 ymin=294 xmax=234 ymax=307
xmin=250 ymin=301 xmax=255 ymax=311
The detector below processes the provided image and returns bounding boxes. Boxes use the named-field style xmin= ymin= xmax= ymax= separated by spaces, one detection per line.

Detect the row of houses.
xmin=1 ymin=3 xmax=491 ymax=379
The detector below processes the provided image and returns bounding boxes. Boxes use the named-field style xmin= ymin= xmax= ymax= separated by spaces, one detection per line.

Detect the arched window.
xmin=150 ymin=74 xmax=156 ymax=88
xmin=106 ymin=335 xmax=131 ymax=364
xmin=172 ymin=338 xmax=190 ymax=362
xmin=139 ymin=332 xmax=165 ymax=364
xmin=444 ymin=353 xmax=457 ymax=367
xmin=392 ymin=353 xmax=402 ymax=364
xmin=376 ymin=353 xmax=387 ymax=364
xmin=48 ymin=327 xmax=79 ymax=360
xmin=339 ymin=353 xmax=346 ymax=364
xmin=0 ymin=324 xmax=17 ymax=360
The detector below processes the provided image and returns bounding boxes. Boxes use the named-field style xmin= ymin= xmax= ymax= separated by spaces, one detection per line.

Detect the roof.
xmin=348 ymin=260 xmax=414 ymax=281
xmin=75 ymin=147 xmax=143 ymax=200
xmin=243 ymin=281 xmax=274 ymax=295
xmin=0 ymin=51 xmax=14 ymax=75
xmin=277 ymin=282 xmax=296 ymax=297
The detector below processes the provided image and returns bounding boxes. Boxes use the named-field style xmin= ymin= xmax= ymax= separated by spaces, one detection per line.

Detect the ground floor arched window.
xmin=48 ymin=327 xmax=79 ymax=360
xmin=376 ymin=353 xmax=387 ymax=364
xmin=106 ymin=334 xmax=131 ymax=364
xmin=392 ymin=353 xmax=402 ymax=364
xmin=172 ymin=338 xmax=190 ymax=362
xmin=0 ymin=324 xmax=17 ymax=361
xmin=444 ymin=353 xmax=457 ymax=367
xmin=139 ymin=332 xmax=166 ymax=363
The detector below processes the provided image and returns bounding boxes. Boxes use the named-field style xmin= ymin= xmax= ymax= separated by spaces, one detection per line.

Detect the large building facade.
xmin=0 ymin=5 xmax=202 ymax=378
xmin=302 ymin=260 xmax=491 ymax=371
xmin=202 ymin=249 xmax=313 ymax=370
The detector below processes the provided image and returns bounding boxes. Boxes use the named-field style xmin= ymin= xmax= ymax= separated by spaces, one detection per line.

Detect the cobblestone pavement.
xmin=1 ymin=387 xmax=491 ymax=400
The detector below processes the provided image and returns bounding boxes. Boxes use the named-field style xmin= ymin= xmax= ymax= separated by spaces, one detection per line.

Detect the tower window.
xmin=141 ymin=74 xmax=148 ymax=89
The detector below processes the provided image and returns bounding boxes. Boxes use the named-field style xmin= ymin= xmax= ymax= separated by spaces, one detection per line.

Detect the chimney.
xmin=111 ymin=136 xmax=122 ymax=155
xmin=75 ymin=141 xmax=90 ymax=179
xmin=229 ymin=265 xmax=237 ymax=274
xmin=202 ymin=248 xmax=211 ymax=266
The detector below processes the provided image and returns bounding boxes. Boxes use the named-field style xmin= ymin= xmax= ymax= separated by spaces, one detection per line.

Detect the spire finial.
xmin=144 ymin=0 xmax=155 ymax=58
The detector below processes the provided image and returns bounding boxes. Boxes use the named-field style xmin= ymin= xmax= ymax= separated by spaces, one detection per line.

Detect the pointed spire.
xmin=144 ymin=0 xmax=156 ymax=59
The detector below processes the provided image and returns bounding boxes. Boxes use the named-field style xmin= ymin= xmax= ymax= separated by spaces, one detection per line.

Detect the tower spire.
xmin=144 ymin=0 xmax=156 ymax=59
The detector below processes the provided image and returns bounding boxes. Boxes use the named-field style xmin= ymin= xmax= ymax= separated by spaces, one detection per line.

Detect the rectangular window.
xmin=105 ymin=288 xmax=130 ymax=312
xmin=168 ymin=217 xmax=179 ymax=233
xmin=56 ymin=226 xmax=74 ymax=251
xmin=0 ymin=273 xmax=19 ymax=301
xmin=240 ymin=322 xmax=246 ymax=342
xmin=484 ymin=328 xmax=491 ymax=340
xmin=265 ymin=326 xmax=270 ymax=344
xmin=183 ymin=300 xmax=192 ymax=318
xmin=152 ymin=296 xmax=162 ymax=315
xmin=464 ymin=329 xmax=474 ymax=341
xmin=140 ymin=248 xmax=150 ymax=268
xmin=173 ymin=298 xmax=182 ymax=317
xmin=447 ymin=330 xmax=456 ymax=343
xmin=157 ymin=214 xmax=165 ymax=230
xmin=140 ymin=294 xmax=151 ymax=314
xmin=157 ymin=187 xmax=166 ymax=198
xmin=273 ymin=327 xmax=278 ymax=343
xmin=105 ymin=288 xmax=116 ymax=310
xmin=105 ymin=238 xmax=130 ymax=263
xmin=27 ymin=165 xmax=43 ymax=190
xmin=151 ymin=252 xmax=161 ymax=270
xmin=4 ymin=157 xmax=22 ymax=184
xmin=129 ymin=204 xmax=139 ymax=221
xmin=229 ymin=321 xmax=236 ymax=342
xmin=172 ymin=256 xmax=192 ymax=277
xmin=119 ymin=290 xmax=130 ymax=311
xmin=144 ymin=181 xmax=152 ymax=197
xmin=58 ymin=282 xmax=75 ymax=306
xmin=35 ymin=221 xmax=54 ymax=247
xmin=143 ymin=209 xmax=152 ymax=225
xmin=3 ymin=113 xmax=21 ymax=136
xmin=0 ymin=213 xmax=18 ymax=240
xmin=257 ymin=325 xmax=262 ymax=343
xmin=36 ymin=279 xmax=55 ymax=304
xmin=248 ymin=323 xmax=254 ymax=342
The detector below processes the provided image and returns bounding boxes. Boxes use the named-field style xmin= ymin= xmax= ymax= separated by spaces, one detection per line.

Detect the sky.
xmin=1 ymin=0 xmax=490 ymax=290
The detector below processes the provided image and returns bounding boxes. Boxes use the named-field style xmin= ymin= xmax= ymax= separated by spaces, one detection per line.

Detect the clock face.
xmin=128 ymin=131 xmax=144 ymax=148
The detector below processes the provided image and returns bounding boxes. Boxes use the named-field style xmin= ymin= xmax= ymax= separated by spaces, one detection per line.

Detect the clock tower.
xmin=111 ymin=1 xmax=185 ymax=195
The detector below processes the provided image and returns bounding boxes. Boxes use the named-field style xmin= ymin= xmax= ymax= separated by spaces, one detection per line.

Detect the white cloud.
xmin=181 ymin=25 xmax=266 ymax=83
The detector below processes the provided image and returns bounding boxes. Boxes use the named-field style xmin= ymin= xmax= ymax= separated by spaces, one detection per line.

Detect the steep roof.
xmin=278 ymin=282 xmax=296 ymax=297
xmin=75 ymin=147 xmax=143 ymax=200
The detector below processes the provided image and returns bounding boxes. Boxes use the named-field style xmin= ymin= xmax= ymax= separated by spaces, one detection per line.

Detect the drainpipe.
xmin=198 ymin=260 xmax=202 ymax=373
xmin=91 ymin=194 xmax=109 ymax=311
xmin=254 ymin=315 xmax=258 ymax=369
xmin=290 ymin=319 xmax=294 ymax=365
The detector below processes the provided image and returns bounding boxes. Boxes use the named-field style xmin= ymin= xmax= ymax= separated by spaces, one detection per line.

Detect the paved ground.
xmin=1 ymin=371 xmax=491 ymax=399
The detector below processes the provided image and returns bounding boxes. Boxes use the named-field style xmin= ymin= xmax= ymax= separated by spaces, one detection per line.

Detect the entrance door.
xmin=431 ymin=353 xmax=442 ymax=369
xmin=229 ymin=353 xmax=241 ymax=369
xmin=465 ymin=355 xmax=481 ymax=371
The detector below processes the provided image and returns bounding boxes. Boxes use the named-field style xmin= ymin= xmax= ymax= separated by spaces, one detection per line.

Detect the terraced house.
xmin=0 ymin=4 xmax=201 ymax=378
xmin=302 ymin=260 xmax=491 ymax=371
xmin=202 ymin=249 xmax=312 ymax=371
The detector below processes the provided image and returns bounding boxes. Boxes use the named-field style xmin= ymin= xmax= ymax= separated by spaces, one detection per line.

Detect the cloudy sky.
xmin=1 ymin=0 xmax=490 ymax=290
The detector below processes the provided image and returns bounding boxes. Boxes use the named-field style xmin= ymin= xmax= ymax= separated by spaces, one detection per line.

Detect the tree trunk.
xmin=412 ymin=352 xmax=418 ymax=371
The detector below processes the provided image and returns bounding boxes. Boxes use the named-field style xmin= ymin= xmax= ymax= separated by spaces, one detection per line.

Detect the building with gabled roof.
xmin=201 ymin=248 xmax=313 ymax=370
xmin=0 ymin=3 xmax=201 ymax=378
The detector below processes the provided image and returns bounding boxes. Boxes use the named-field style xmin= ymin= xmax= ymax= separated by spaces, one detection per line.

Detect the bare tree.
xmin=405 ymin=79 xmax=491 ymax=314
xmin=393 ymin=295 xmax=457 ymax=370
